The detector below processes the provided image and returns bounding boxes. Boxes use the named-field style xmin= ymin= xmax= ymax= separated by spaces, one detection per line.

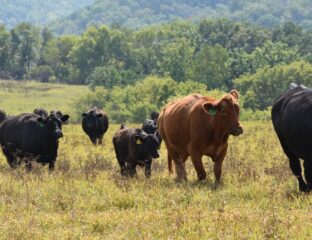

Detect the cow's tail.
xmin=168 ymin=152 xmax=173 ymax=175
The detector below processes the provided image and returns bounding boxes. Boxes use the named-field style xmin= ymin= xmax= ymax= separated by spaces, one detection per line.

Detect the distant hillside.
xmin=0 ymin=0 xmax=94 ymax=28
xmin=51 ymin=0 xmax=312 ymax=34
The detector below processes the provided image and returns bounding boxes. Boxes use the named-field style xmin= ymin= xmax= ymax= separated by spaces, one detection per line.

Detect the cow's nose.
xmin=153 ymin=151 xmax=160 ymax=158
xmin=230 ymin=126 xmax=243 ymax=136
xmin=55 ymin=131 xmax=63 ymax=138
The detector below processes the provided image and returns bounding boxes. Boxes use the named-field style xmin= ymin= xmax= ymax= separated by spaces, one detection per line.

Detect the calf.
xmin=142 ymin=111 xmax=162 ymax=146
xmin=113 ymin=124 xmax=160 ymax=177
xmin=0 ymin=113 xmax=69 ymax=170
xmin=82 ymin=107 xmax=109 ymax=145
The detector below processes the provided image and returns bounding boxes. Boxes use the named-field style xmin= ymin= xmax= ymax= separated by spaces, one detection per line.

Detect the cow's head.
xmin=37 ymin=114 xmax=70 ymax=139
xmin=133 ymin=130 xmax=160 ymax=158
xmin=142 ymin=119 xmax=158 ymax=134
xmin=82 ymin=109 xmax=103 ymax=126
xmin=202 ymin=90 xmax=243 ymax=136
xmin=51 ymin=110 xmax=69 ymax=124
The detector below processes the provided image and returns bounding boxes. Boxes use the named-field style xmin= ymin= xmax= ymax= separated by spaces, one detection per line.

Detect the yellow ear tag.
xmin=136 ymin=138 xmax=142 ymax=144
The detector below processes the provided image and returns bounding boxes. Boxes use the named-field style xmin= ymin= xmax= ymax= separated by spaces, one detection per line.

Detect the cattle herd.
xmin=0 ymin=84 xmax=311 ymax=193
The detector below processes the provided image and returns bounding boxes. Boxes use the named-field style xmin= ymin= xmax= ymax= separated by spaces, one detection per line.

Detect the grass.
xmin=0 ymin=80 xmax=311 ymax=239
xmin=0 ymin=80 xmax=90 ymax=121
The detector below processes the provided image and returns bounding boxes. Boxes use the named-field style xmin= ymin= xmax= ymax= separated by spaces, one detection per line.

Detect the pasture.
xmin=0 ymin=81 xmax=311 ymax=239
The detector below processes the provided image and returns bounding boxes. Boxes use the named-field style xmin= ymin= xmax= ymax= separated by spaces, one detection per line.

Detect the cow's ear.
xmin=96 ymin=113 xmax=103 ymax=118
xmin=230 ymin=90 xmax=239 ymax=100
xmin=81 ymin=113 xmax=87 ymax=117
xmin=202 ymin=102 xmax=218 ymax=116
xmin=60 ymin=114 xmax=70 ymax=123
xmin=134 ymin=135 xmax=144 ymax=145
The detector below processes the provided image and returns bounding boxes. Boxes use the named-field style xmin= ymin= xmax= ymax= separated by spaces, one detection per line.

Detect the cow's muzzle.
xmin=152 ymin=151 xmax=160 ymax=159
xmin=55 ymin=131 xmax=63 ymax=139
xmin=229 ymin=126 xmax=243 ymax=136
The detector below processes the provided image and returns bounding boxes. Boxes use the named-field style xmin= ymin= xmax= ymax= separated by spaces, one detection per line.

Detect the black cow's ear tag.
xmin=136 ymin=138 xmax=142 ymax=144
xmin=38 ymin=122 xmax=45 ymax=128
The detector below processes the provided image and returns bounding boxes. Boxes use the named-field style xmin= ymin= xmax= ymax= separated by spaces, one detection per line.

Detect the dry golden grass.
xmin=0 ymin=122 xmax=311 ymax=239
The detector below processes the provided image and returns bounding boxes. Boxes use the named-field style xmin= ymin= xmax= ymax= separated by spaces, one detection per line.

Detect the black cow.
xmin=0 ymin=109 xmax=6 ymax=123
xmin=82 ymin=107 xmax=109 ymax=145
xmin=50 ymin=110 xmax=69 ymax=124
xmin=33 ymin=108 xmax=48 ymax=118
xmin=272 ymin=83 xmax=312 ymax=192
xmin=113 ymin=124 xmax=160 ymax=178
xmin=142 ymin=111 xmax=162 ymax=146
xmin=0 ymin=113 xmax=69 ymax=170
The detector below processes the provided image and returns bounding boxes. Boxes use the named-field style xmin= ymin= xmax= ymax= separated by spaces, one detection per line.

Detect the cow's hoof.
xmin=299 ymin=182 xmax=309 ymax=192
xmin=197 ymin=172 xmax=206 ymax=181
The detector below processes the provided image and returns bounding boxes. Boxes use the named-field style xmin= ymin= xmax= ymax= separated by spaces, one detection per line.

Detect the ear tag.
xmin=38 ymin=122 xmax=45 ymax=128
xmin=208 ymin=108 xmax=217 ymax=116
xmin=136 ymin=138 xmax=142 ymax=144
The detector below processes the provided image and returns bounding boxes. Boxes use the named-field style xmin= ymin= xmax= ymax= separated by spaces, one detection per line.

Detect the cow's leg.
xmin=190 ymin=152 xmax=206 ymax=181
xmin=128 ymin=162 xmax=137 ymax=177
xmin=118 ymin=159 xmax=127 ymax=176
xmin=212 ymin=147 xmax=227 ymax=185
xmin=303 ymin=160 xmax=312 ymax=191
xmin=89 ymin=135 xmax=97 ymax=145
xmin=2 ymin=148 xmax=18 ymax=168
xmin=277 ymin=136 xmax=308 ymax=192
xmin=98 ymin=135 xmax=104 ymax=145
xmin=169 ymin=150 xmax=187 ymax=181
xmin=145 ymin=158 xmax=152 ymax=178
xmin=289 ymin=157 xmax=307 ymax=192
xmin=48 ymin=161 xmax=55 ymax=171
xmin=25 ymin=160 xmax=32 ymax=172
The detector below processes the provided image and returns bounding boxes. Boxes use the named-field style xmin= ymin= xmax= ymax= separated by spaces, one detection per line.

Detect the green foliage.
xmin=50 ymin=0 xmax=312 ymax=34
xmin=234 ymin=60 xmax=312 ymax=110
xmin=193 ymin=43 xmax=230 ymax=89
xmin=0 ymin=0 xmax=94 ymax=28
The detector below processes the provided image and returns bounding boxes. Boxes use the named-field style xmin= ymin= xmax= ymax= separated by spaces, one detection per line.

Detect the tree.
xmin=193 ymin=44 xmax=230 ymax=89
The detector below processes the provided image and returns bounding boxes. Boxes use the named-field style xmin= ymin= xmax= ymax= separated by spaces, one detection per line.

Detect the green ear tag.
xmin=136 ymin=139 xmax=142 ymax=144
xmin=38 ymin=122 xmax=45 ymax=128
xmin=208 ymin=108 xmax=217 ymax=116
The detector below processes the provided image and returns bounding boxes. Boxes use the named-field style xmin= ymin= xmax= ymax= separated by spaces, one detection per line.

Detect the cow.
xmin=113 ymin=124 xmax=160 ymax=178
xmin=81 ymin=107 xmax=109 ymax=145
xmin=142 ymin=111 xmax=162 ymax=147
xmin=0 ymin=109 xmax=6 ymax=123
xmin=158 ymin=90 xmax=243 ymax=183
xmin=271 ymin=83 xmax=312 ymax=192
xmin=0 ymin=113 xmax=69 ymax=170
xmin=50 ymin=110 xmax=69 ymax=124
xmin=33 ymin=108 xmax=48 ymax=118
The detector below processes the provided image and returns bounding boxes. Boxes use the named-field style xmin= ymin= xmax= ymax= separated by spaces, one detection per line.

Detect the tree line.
xmin=1 ymin=19 xmax=312 ymax=115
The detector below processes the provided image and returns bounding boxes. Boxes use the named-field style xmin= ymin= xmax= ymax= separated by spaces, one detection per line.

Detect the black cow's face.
xmin=37 ymin=114 xmax=70 ymax=139
xmin=134 ymin=131 xmax=160 ymax=159
xmin=142 ymin=119 xmax=158 ymax=134
xmin=51 ymin=110 xmax=69 ymax=124
xmin=82 ymin=111 xmax=103 ymax=126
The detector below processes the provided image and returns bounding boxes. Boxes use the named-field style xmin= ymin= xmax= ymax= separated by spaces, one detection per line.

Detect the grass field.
xmin=0 ymin=80 xmax=90 ymax=121
xmin=0 ymin=80 xmax=311 ymax=239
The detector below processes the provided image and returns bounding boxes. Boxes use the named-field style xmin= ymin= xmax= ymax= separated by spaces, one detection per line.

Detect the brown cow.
xmin=157 ymin=90 xmax=243 ymax=183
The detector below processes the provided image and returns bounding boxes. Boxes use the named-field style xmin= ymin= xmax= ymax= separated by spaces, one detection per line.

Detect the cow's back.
xmin=272 ymin=88 xmax=312 ymax=159
xmin=158 ymin=94 xmax=209 ymax=151
xmin=0 ymin=113 xmax=43 ymax=152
